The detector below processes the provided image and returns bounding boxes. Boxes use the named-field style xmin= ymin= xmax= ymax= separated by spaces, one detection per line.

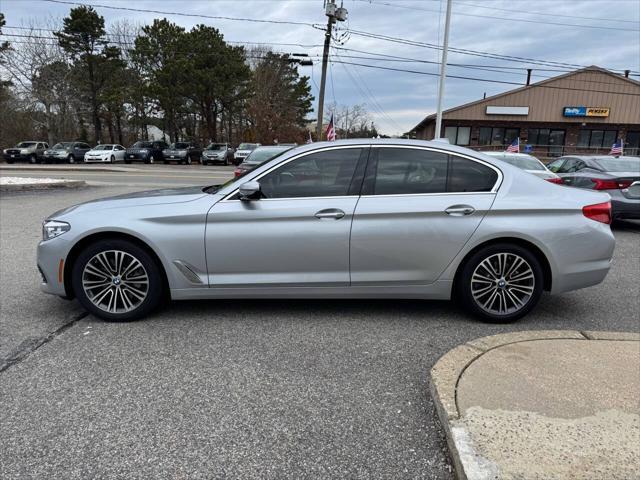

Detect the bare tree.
xmin=324 ymin=102 xmax=375 ymax=138
xmin=3 ymin=19 xmax=77 ymax=144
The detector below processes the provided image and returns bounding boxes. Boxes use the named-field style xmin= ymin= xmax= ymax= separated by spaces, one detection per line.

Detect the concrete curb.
xmin=0 ymin=180 xmax=87 ymax=192
xmin=429 ymin=330 xmax=640 ymax=480
xmin=0 ymin=164 xmax=135 ymax=173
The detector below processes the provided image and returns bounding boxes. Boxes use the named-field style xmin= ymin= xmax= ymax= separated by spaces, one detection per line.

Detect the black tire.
xmin=71 ymin=238 xmax=165 ymax=322
xmin=29 ymin=154 xmax=37 ymax=164
xmin=456 ymin=243 xmax=544 ymax=323
xmin=125 ymin=160 xmax=132 ymax=164
xmin=163 ymin=160 xmax=169 ymax=165
xmin=68 ymin=154 xmax=75 ymax=164
xmin=110 ymin=155 xmax=115 ymax=163
xmin=6 ymin=159 xmax=14 ymax=164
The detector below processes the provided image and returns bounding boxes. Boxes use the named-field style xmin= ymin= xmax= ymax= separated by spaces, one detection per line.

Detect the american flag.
xmin=326 ymin=113 xmax=336 ymax=141
xmin=609 ymin=139 xmax=623 ymax=156
xmin=506 ymin=137 xmax=519 ymax=153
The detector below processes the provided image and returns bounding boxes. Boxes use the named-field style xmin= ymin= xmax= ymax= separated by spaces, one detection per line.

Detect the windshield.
xmin=594 ymin=157 xmax=640 ymax=172
xmin=170 ymin=142 xmax=189 ymax=149
xmin=245 ymin=147 xmax=290 ymax=164
xmin=205 ymin=144 xmax=225 ymax=151
xmin=52 ymin=142 xmax=73 ymax=149
xmin=93 ymin=145 xmax=113 ymax=151
xmin=132 ymin=141 xmax=153 ymax=148
xmin=16 ymin=142 xmax=37 ymax=148
xmin=500 ymin=155 xmax=545 ymax=171
xmin=238 ymin=143 xmax=258 ymax=151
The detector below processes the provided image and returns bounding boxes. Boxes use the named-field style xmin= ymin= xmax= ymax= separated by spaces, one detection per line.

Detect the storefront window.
xmin=491 ymin=127 xmax=504 ymax=145
xmin=443 ymin=126 xmax=471 ymax=146
xmin=505 ymin=128 xmax=520 ymax=144
xmin=479 ymin=127 xmax=492 ymax=145
xmin=578 ymin=130 xmax=618 ymax=148
xmin=627 ymin=131 xmax=640 ymax=156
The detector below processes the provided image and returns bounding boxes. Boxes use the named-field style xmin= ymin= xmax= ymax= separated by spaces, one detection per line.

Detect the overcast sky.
xmin=2 ymin=0 xmax=639 ymax=135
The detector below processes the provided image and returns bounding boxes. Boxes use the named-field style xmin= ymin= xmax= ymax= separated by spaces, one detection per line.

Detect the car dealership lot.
xmin=1 ymin=180 xmax=639 ymax=479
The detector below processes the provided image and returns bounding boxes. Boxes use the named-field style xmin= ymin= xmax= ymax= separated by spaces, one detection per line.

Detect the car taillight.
xmin=545 ymin=177 xmax=563 ymax=184
xmin=591 ymin=178 xmax=633 ymax=190
xmin=582 ymin=201 xmax=611 ymax=224
xmin=233 ymin=168 xmax=243 ymax=177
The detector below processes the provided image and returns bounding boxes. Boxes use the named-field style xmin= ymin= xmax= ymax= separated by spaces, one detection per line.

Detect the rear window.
xmin=594 ymin=157 xmax=640 ymax=172
xmin=373 ymin=148 xmax=448 ymax=195
xmin=448 ymin=156 xmax=498 ymax=192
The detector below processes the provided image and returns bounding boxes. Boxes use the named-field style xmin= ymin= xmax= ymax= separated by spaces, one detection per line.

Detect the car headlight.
xmin=140 ymin=149 xmax=149 ymax=154
xmin=20 ymin=149 xmax=29 ymax=154
xmin=42 ymin=220 xmax=70 ymax=241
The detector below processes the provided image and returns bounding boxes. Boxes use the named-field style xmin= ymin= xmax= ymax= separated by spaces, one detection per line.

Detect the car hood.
xmin=48 ymin=186 xmax=209 ymax=219
xmin=235 ymin=150 xmax=252 ymax=155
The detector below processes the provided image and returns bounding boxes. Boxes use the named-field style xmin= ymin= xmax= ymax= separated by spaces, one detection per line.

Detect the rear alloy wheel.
xmin=68 ymin=154 xmax=75 ymax=164
xmin=186 ymin=156 xmax=192 ymax=165
xmin=72 ymin=239 xmax=164 ymax=321
xmin=458 ymin=243 xmax=543 ymax=323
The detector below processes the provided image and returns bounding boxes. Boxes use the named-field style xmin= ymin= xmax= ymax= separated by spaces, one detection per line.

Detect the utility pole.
xmin=316 ymin=1 xmax=347 ymax=140
xmin=434 ymin=0 xmax=452 ymax=139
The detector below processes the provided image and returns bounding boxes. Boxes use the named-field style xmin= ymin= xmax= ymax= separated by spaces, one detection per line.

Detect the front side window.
xmin=259 ymin=148 xmax=361 ymax=199
xmin=373 ymin=148 xmax=448 ymax=195
xmin=448 ymin=155 xmax=498 ymax=192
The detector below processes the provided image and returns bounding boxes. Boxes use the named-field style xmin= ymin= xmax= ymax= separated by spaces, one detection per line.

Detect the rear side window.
xmin=448 ymin=155 xmax=498 ymax=192
xmin=373 ymin=148 xmax=448 ymax=195
xmin=260 ymin=148 xmax=362 ymax=199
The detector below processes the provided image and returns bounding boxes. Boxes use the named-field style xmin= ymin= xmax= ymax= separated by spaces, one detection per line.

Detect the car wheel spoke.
xmin=472 ymin=252 xmax=535 ymax=316
xmin=82 ymin=249 xmax=149 ymax=314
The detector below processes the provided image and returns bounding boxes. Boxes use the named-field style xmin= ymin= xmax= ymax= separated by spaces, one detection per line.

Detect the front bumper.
xmin=125 ymin=153 xmax=150 ymax=161
xmin=3 ymin=152 xmax=29 ymax=161
xmin=37 ymin=236 xmax=74 ymax=297
xmin=84 ymin=156 xmax=110 ymax=163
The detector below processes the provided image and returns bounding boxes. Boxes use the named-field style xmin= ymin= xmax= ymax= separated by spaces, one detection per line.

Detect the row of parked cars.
xmin=2 ymin=140 xmax=293 ymax=166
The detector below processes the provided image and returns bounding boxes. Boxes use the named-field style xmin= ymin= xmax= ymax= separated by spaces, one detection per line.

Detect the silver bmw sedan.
xmin=38 ymin=139 xmax=615 ymax=323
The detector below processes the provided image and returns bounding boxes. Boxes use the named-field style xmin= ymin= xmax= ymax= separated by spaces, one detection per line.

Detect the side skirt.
xmin=170 ymin=280 xmax=453 ymax=301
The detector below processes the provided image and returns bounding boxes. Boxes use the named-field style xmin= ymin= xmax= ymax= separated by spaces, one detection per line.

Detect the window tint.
xmin=259 ymin=148 xmax=361 ymax=199
xmin=448 ymin=155 xmax=498 ymax=192
xmin=373 ymin=148 xmax=448 ymax=195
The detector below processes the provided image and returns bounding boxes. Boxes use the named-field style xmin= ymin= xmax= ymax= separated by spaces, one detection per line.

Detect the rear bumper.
xmin=611 ymin=197 xmax=640 ymax=220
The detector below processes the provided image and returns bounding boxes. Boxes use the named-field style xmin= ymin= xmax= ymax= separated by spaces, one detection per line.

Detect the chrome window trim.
xmin=221 ymin=144 xmax=503 ymax=202
xmin=221 ymin=145 xmax=367 ymax=202
xmin=370 ymin=145 xmax=503 ymax=195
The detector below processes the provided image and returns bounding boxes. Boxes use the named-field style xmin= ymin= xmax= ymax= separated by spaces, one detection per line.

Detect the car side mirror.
xmin=239 ymin=181 xmax=261 ymax=201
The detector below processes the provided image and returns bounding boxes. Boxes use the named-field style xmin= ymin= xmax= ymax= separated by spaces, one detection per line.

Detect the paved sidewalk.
xmin=430 ymin=330 xmax=640 ymax=480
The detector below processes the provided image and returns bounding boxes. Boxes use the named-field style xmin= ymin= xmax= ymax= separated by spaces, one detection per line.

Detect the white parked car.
xmin=84 ymin=144 xmax=126 ymax=163
xmin=483 ymin=152 xmax=562 ymax=184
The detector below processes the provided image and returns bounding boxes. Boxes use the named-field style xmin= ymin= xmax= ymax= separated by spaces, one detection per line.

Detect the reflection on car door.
xmin=205 ymin=147 xmax=367 ymax=287
xmin=350 ymin=147 xmax=499 ymax=285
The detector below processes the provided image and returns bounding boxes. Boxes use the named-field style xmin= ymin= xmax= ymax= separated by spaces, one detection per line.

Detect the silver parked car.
xmin=483 ymin=152 xmax=562 ymax=183
xmin=3 ymin=141 xmax=49 ymax=164
xmin=38 ymin=140 xmax=615 ymax=323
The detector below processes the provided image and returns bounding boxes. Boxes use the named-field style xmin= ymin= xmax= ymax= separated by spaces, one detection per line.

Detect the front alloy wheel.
xmin=72 ymin=239 xmax=164 ymax=321
xmin=458 ymin=244 xmax=543 ymax=322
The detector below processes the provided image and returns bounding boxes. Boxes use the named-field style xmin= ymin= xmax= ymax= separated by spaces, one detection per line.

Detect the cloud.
xmin=3 ymin=0 xmax=638 ymax=135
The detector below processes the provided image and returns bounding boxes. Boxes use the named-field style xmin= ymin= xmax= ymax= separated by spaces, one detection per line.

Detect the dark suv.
xmin=162 ymin=141 xmax=202 ymax=165
xmin=125 ymin=140 xmax=168 ymax=164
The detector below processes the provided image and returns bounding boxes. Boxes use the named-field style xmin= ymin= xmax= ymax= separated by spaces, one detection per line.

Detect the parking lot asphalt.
xmin=1 ymin=181 xmax=639 ymax=479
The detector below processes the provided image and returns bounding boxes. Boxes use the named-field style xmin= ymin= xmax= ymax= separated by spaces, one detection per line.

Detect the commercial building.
xmin=411 ymin=66 xmax=640 ymax=160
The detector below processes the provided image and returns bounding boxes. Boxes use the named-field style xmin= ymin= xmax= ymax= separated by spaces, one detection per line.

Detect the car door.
xmin=350 ymin=146 xmax=500 ymax=285
xmin=205 ymin=146 xmax=367 ymax=287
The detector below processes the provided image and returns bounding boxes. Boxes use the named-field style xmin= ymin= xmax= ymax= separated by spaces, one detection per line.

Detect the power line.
xmin=327 ymin=59 xmax=640 ymax=96
xmin=39 ymin=0 xmax=317 ymax=27
xmin=345 ymin=28 xmax=640 ymax=74
xmin=355 ymin=0 xmax=640 ymax=32
xmin=452 ymin=1 xmax=640 ymax=24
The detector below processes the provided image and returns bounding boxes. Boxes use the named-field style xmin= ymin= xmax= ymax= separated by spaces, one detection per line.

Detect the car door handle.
xmin=315 ymin=209 xmax=345 ymax=220
xmin=445 ymin=205 xmax=475 ymax=216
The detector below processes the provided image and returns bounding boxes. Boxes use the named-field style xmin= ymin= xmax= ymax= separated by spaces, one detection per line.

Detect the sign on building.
xmin=563 ymin=106 xmax=610 ymax=117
